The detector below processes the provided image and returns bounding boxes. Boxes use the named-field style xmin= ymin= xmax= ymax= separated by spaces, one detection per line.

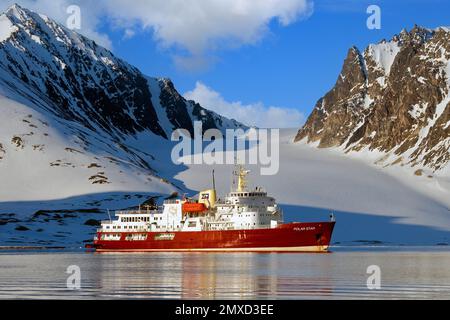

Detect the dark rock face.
xmin=295 ymin=26 xmax=450 ymax=172
xmin=158 ymin=79 xmax=195 ymax=136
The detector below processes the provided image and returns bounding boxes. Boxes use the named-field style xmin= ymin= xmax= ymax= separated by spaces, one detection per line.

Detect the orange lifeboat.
xmin=182 ymin=202 xmax=207 ymax=214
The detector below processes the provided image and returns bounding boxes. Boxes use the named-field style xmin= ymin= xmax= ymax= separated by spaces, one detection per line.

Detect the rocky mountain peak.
xmin=4 ymin=3 xmax=27 ymax=18
xmin=295 ymin=25 xmax=450 ymax=173
xmin=338 ymin=46 xmax=367 ymax=87
xmin=398 ymin=24 xmax=434 ymax=46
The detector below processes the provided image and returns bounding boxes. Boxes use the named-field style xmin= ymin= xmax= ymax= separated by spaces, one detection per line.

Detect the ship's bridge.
xmin=222 ymin=166 xmax=275 ymax=205
xmin=210 ymin=166 xmax=282 ymax=230
xmin=228 ymin=191 xmax=267 ymax=198
xmin=223 ymin=190 xmax=275 ymax=207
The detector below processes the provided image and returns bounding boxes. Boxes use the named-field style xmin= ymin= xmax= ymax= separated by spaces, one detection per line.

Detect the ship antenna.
xmin=212 ymin=169 xmax=216 ymax=191
xmin=107 ymin=209 xmax=112 ymax=223
xmin=231 ymin=167 xmax=235 ymax=192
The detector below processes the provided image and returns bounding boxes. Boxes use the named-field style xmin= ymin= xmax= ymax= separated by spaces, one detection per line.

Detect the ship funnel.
xmin=198 ymin=169 xmax=217 ymax=209
xmin=199 ymin=189 xmax=216 ymax=208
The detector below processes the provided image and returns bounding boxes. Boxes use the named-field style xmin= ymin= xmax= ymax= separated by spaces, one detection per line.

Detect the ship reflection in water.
xmin=83 ymin=252 xmax=335 ymax=299
xmin=177 ymin=253 xmax=334 ymax=299
xmin=1 ymin=250 xmax=450 ymax=299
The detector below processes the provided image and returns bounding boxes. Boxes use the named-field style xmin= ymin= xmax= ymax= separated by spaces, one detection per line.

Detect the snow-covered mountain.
xmin=0 ymin=4 xmax=247 ymax=246
xmin=295 ymin=26 xmax=450 ymax=176
xmin=0 ymin=4 xmax=244 ymax=202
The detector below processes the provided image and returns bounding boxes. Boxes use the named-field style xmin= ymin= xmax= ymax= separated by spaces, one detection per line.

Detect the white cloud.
xmin=104 ymin=0 xmax=314 ymax=69
xmin=123 ymin=29 xmax=136 ymax=40
xmin=1 ymin=0 xmax=313 ymax=69
xmin=103 ymin=0 xmax=313 ymax=53
xmin=184 ymin=82 xmax=304 ymax=128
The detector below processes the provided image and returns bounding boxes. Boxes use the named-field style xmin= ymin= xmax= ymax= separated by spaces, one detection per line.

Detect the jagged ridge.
xmin=295 ymin=25 xmax=450 ymax=172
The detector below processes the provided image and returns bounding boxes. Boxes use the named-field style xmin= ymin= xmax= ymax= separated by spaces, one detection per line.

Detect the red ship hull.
xmin=91 ymin=221 xmax=335 ymax=253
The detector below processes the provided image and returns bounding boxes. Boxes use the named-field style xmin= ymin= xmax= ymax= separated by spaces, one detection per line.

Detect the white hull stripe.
xmin=96 ymin=245 xmax=330 ymax=253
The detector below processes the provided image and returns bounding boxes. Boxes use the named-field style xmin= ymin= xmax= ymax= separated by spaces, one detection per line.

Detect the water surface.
xmin=1 ymin=247 xmax=449 ymax=299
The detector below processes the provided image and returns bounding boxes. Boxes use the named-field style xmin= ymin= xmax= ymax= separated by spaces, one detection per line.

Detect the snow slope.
xmin=0 ymin=11 xmax=17 ymax=42
xmin=0 ymin=95 xmax=177 ymax=202
xmin=366 ymin=41 xmax=401 ymax=76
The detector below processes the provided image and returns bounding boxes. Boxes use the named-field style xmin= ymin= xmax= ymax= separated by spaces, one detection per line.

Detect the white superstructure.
xmin=98 ymin=166 xmax=283 ymax=237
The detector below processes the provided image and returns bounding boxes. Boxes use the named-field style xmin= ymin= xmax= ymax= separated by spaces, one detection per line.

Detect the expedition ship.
xmin=88 ymin=166 xmax=335 ymax=252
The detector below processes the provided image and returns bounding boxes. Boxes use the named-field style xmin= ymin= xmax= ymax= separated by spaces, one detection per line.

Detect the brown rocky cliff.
xmin=295 ymin=26 xmax=450 ymax=172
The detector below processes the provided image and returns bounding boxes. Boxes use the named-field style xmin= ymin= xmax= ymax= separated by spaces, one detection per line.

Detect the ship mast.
xmin=236 ymin=165 xmax=250 ymax=192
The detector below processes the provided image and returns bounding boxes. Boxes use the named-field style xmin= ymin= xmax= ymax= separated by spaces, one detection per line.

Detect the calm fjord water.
xmin=0 ymin=248 xmax=449 ymax=299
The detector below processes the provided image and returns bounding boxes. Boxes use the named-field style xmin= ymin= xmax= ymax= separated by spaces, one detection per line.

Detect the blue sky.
xmin=2 ymin=0 xmax=450 ymax=127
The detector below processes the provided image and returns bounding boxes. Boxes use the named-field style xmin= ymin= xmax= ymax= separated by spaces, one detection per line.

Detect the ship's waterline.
xmin=96 ymin=245 xmax=330 ymax=253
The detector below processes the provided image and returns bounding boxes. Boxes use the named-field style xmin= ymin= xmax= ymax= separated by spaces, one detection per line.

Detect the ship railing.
xmin=97 ymin=228 xmax=150 ymax=233
xmin=115 ymin=209 xmax=161 ymax=215
xmin=123 ymin=228 xmax=150 ymax=232
xmin=206 ymin=221 xmax=235 ymax=230
xmin=209 ymin=220 xmax=234 ymax=224
xmin=214 ymin=202 xmax=233 ymax=207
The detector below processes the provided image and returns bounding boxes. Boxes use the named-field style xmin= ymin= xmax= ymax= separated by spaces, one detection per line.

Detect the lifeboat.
xmin=182 ymin=202 xmax=207 ymax=213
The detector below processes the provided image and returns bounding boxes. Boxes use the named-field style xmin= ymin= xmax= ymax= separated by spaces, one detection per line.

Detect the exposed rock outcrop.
xmin=295 ymin=26 xmax=450 ymax=172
